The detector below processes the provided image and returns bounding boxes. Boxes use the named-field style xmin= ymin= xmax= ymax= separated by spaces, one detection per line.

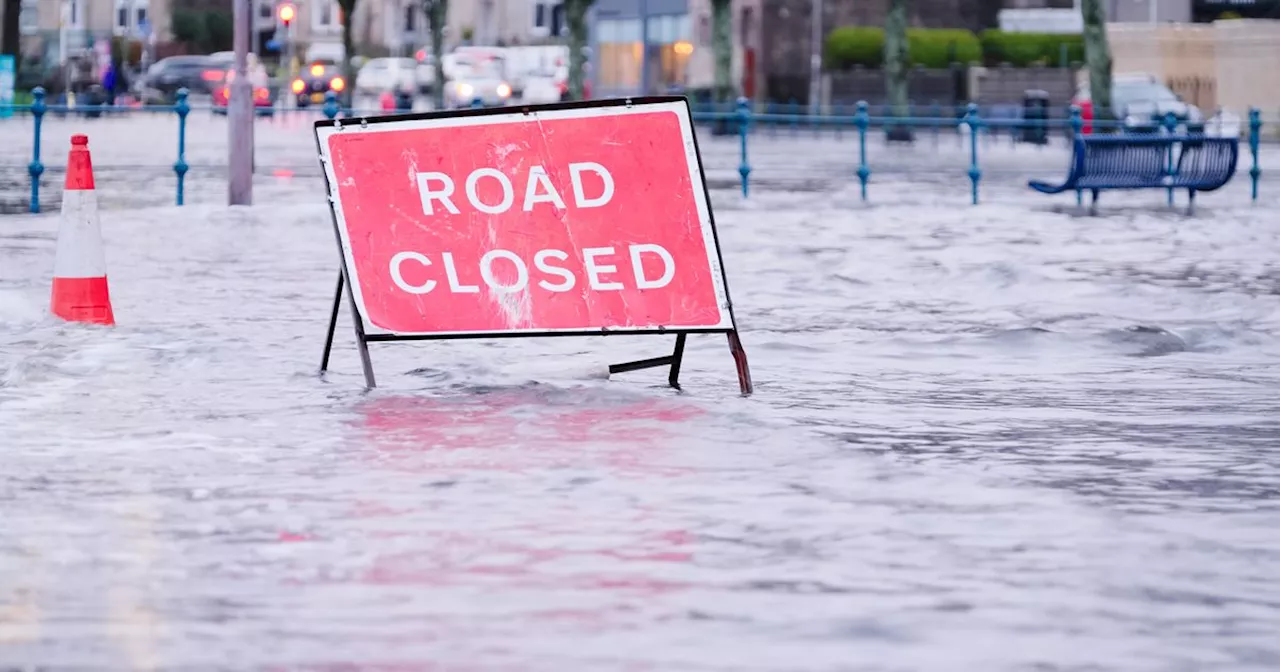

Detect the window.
xmin=20 ymin=0 xmax=39 ymax=34
xmin=112 ymin=0 xmax=150 ymax=35
xmin=531 ymin=0 xmax=563 ymax=37
xmin=63 ymin=0 xmax=83 ymax=29
xmin=313 ymin=0 xmax=339 ymax=30
xmin=403 ymin=3 xmax=417 ymax=33
xmin=259 ymin=1 xmax=273 ymax=20
xmin=698 ymin=14 xmax=710 ymax=46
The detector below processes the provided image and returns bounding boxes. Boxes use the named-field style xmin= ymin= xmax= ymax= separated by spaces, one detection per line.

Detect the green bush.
xmin=825 ymin=27 xmax=885 ymax=68
xmin=979 ymin=31 xmax=1084 ymax=67
xmin=825 ymin=26 xmax=982 ymax=69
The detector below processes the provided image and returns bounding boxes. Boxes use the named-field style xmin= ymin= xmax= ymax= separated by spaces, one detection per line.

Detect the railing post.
xmin=174 ymin=88 xmax=190 ymax=206
xmin=1070 ymin=105 xmax=1083 ymax=207
xmin=323 ymin=91 xmax=340 ymax=120
xmin=1249 ymin=107 xmax=1261 ymax=203
xmin=28 ymin=87 xmax=46 ymax=214
xmin=855 ymin=101 xmax=870 ymax=202
xmin=1163 ymin=111 xmax=1178 ymax=207
xmin=965 ymin=102 xmax=982 ymax=205
xmin=736 ymin=97 xmax=752 ymax=198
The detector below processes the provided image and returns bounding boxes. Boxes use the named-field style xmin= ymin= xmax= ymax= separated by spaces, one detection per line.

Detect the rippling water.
xmin=2 ymin=167 xmax=1279 ymax=669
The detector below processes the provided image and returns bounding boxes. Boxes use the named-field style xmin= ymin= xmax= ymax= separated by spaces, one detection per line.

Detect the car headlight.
xmin=455 ymin=82 xmax=473 ymax=98
xmin=496 ymin=83 xmax=512 ymax=98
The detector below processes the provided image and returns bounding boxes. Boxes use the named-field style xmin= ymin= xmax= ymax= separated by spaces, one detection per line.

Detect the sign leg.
xmin=340 ymin=268 xmax=377 ymax=389
xmin=727 ymin=330 xmax=753 ymax=396
xmin=320 ymin=271 xmax=344 ymax=373
xmin=667 ymin=333 xmax=687 ymax=390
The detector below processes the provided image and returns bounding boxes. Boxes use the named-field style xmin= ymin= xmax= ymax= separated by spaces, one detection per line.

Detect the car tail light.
xmin=221 ymin=87 xmax=230 ymax=100
xmin=202 ymin=70 xmax=223 ymax=82
xmin=330 ymin=77 xmax=346 ymax=92
xmin=254 ymin=87 xmax=268 ymax=101
xmin=291 ymin=79 xmax=305 ymax=94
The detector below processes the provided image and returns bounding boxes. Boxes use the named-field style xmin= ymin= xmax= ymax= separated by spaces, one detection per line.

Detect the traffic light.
xmin=278 ymin=2 xmax=296 ymax=27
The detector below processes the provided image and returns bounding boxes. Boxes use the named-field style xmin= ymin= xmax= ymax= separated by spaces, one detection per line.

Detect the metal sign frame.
xmin=314 ymin=95 xmax=752 ymax=395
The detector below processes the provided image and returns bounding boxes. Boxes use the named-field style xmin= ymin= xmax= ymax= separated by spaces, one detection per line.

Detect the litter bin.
xmin=1021 ymin=89 xmax=1049 ymax=145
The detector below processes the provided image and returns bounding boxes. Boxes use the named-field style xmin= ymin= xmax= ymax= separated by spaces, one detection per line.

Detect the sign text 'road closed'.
xmin=322 ymin=104 xmax=731 ymax=336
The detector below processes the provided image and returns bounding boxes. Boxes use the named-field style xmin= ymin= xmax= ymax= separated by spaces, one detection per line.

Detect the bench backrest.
xmin=1174 ymin=139 xmax=1239 ymax=189
xmin=1071 ymin=135 xmax=1239 ymax=188
xmin=1075 ymin=136 xmax=1172 ymax=184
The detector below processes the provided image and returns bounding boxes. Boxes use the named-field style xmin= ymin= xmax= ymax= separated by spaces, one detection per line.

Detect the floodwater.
xmin=2 ymin=115 xmax=1280 ymax=669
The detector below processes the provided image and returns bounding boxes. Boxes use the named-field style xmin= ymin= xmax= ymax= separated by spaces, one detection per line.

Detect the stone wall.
xmin=759 ymin=0 xmax=1002 ymax=103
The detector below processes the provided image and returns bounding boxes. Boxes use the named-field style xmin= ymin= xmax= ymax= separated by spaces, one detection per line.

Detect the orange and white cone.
xmin=51 ymin=134 xmax=115 ymax=326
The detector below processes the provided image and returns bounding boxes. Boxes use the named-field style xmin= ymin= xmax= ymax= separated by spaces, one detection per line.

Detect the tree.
xmin=1080 ymin=0 xmax=1112 ymax=125
xmin=883 ymin=0 xmax=911 ymax=140
xmin=564 ymin=0 xmax=593 ymax=100
xmin=711 ymin=0 xmax=732 ymax=104
xmin=422 ymin=0 xmax=447 ymax=110
xmin=337 ymin=0 xmax=357 ymax=106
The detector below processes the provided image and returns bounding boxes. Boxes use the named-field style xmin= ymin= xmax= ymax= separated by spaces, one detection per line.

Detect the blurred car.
xmin=291 ymin=62 xmax=348 ymax=108
xmin=138 ymin=55 xmax=218 ymax=104
xmin=356 ymin=57 xmax=433 ymax=96
xmin=519 ymin=64 xmax=592 ymax=104
xmin=442 ymin=57 xmax=512 ymax=109
xmin=1072 ymin=73 xmax=1204 ymax=134
xmin=211 ymin=58 xmax=275 ymax=116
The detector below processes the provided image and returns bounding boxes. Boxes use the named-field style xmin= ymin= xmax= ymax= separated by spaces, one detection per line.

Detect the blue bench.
xmin=1029 ymin=135 xmax=1239 ymax=212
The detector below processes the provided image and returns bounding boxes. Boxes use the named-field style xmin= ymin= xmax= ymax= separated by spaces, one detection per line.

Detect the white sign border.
xmin=315 ymin=99 xmax=736 ymax=338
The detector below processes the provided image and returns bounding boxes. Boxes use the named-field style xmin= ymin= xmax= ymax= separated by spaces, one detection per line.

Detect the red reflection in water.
xmin=324 ymin=392 xmax=706 ymax=606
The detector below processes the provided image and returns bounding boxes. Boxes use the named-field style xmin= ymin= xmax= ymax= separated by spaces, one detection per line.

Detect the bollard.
xmin=736 ymin=98 xmax=752 ymax=198
xmin=965 ymin=103 xmax=982 ymax=205
xmin=854 ymin=101 xmax=870 ymax=202
xmin=174 ymin=88 xmax=190 ymax=206
xmin=1070 ymin=105 xmax=1083 ymax=207
xmin=28 ymin=87 xmax=46 ymax=214
xmin=323 ymin=91 xmax=340 ymax=120
xmin=1248 ymin=108 xmax=1261 ymax=203
xmin=1163 ymin=112 xmax=1179 ymax=207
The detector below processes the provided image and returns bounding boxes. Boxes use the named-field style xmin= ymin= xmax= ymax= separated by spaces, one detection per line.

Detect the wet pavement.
xmin=1 ymin=117 xmax=1280 ymax=669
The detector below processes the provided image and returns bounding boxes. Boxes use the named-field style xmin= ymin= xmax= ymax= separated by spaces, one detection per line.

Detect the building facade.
xmin=588 ymin=0 xmax=761 ymax=98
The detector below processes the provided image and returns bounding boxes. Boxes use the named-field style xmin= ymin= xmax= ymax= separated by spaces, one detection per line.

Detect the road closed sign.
xmin=315 ymin=96 xmax=751 ymax=394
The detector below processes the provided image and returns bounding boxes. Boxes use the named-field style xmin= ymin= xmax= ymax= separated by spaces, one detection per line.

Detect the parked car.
xmin=1071 ymin=73 xmax=1204 ymax=134
xmin=291 ymin=62 xmax=347 ymax=107
xmin=356 ymin=57 xmax=434 ymax=96
xmin=442 ymin=57 xmax=512 ymax=109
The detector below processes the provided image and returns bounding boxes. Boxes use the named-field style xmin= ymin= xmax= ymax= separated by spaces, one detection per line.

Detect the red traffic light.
xmin=278 ymin=3 xmax=296 ymax=24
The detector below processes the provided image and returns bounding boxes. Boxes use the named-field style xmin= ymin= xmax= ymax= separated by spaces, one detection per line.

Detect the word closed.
xmin=322 ymin=104 xmax=731 ymax=335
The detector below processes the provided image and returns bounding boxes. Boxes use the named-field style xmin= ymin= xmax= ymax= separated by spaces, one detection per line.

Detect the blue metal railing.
xmin=1 ymin=87 xmax=1269 ymax=213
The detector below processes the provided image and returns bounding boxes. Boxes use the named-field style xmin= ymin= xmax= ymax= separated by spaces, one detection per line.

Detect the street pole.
xmin=639 ymin=0 xmax=649 ymax=95
xmin=808 ymin=0 xmax=822 ymax=115
xmin=229 ymin=0 xmax=253 ymax=205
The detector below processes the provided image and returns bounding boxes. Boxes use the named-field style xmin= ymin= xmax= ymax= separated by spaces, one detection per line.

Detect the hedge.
xmin=825 ymin=26 xmax=983 ymax=69
xmin=979 ymin=31 xmax=1085 ymax=67
xmin=825 ymin=26 xmax=1082 ymax=70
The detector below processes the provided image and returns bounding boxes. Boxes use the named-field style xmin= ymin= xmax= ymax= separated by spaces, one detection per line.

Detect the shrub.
xmin=826 ymin=26 xmax=982 ymax=70
xmin=979 ymin=31 xmax=1084 ymax=67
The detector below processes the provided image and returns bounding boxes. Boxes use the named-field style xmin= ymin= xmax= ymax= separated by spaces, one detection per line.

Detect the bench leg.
xmin=1187 ymin=189 xmax=1196 ymax=215
xmin=1089 ymin=189 xmax=1099 ymax=215
xmin=1076 ymin=189 xmax=1083 ymax=208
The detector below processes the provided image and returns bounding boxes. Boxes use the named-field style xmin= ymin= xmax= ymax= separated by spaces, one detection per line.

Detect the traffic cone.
xmin=50 ymin=134 xmax=115 ymax=326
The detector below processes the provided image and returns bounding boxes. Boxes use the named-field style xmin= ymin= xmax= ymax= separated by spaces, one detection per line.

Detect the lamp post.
xmin=228 ymin=0 xmax=253 ymax=205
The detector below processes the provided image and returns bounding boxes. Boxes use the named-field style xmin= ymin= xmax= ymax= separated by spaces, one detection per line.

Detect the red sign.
xmin=317 ymin=100 xmax=731 ymax=337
